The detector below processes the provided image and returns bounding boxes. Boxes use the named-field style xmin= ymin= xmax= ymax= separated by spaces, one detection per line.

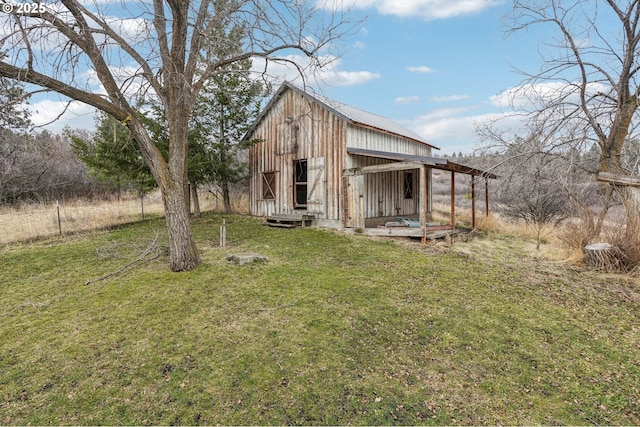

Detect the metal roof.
xmin=296 ymin=85 xmax=439 ymax=149
xmin=347 ymin=147 xmax=497 ymax=179
xmin=346 ymin=147 xmax=447 ymax=166
xmin=245 ymin=82 xmax=438 ymax=149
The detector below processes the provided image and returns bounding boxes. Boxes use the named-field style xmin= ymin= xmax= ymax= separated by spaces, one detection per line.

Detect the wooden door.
xmin=307 ymin=157 xmax=326 ymax=216
xmin=343 ymin=174 xmax=364 ymax=228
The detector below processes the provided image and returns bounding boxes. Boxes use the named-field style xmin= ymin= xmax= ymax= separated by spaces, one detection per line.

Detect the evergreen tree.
xmin=196 ymin=61 xmax=267 ymax=213
xmin=139 ymin=18 xmax=268 ymax=214
xmin=69 ymin=114 xmax=157 ymax=199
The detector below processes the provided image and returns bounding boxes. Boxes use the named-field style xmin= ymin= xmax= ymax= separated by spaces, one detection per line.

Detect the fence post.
xmin=140 ymin=192 xmax=145 ymax=221
xmin=56 ymin=200 xmax=62 ymax=236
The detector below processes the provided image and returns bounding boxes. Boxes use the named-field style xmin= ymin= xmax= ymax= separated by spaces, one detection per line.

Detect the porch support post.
xmin=420 ymin=164 xmax=427 ymax=244
xmin=471 ymin=175 xmax=476 ymax=229
xmin=450 ymin=171 xmax=456 ymax=230
xmin=485 ymin=177 xmax=490 ymax=217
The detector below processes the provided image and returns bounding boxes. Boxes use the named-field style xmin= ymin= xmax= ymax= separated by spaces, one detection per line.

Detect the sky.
xmin=26 ymin=0 xmax=543 ymax=156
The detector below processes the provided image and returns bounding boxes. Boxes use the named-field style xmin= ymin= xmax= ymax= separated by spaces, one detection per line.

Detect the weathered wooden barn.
xmin=246 ymin=82 xmax=493 ymax=236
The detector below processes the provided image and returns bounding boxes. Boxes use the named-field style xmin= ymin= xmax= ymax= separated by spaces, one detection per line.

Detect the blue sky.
xmin=29 ymin=0 xmax=542 ymax=156
xmin=314 ymin=0 xmax=538 ymax=155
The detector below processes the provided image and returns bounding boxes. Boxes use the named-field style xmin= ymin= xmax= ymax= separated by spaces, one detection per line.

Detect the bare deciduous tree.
xmin=0 ymin=0 xmax=355 ymax=271
xmin=481 ymin=0 xmax=640 ymax=255
xmin=0 ymin=129 xmax=98 ymax=204
xmin=494 ymin=147 xmax=571 ymax=250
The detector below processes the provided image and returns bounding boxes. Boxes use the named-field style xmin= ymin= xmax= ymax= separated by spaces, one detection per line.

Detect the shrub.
xmin=602 ymin=216 xmax=640 ymax=272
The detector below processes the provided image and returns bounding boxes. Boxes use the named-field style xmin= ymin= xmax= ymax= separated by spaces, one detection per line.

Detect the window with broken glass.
xmin=294 ymin=159 xmax=308 ymax=208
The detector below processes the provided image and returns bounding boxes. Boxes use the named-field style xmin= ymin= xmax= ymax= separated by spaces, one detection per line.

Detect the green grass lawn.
xmin=1 ymin=213 xmax=639 ymax=425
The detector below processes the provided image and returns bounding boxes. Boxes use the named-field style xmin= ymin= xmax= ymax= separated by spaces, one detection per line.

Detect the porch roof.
xmin=346 ymin=147 xmax=497 ymax=179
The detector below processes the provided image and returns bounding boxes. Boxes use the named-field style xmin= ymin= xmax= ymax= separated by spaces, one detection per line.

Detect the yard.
xmin=0 ymin=213 xmax=638 ymax=425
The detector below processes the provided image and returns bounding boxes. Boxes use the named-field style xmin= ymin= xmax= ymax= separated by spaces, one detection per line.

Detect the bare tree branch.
xmin=0 ymin=0 xmax=357 ymax=271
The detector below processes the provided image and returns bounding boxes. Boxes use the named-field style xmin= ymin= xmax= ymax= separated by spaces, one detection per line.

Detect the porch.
xmin=343 ymin=148 xmax=496 ymax=240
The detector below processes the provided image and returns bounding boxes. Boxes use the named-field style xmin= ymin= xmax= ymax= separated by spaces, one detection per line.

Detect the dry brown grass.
xmin=0 ymin=195 xmax=164 ymax=245
xmin=0 ymin=188 xmax=250 ymax=245
xmin=601 ymin=217 xmax=640 ymax=272
xmin=447 ymin=206 xmax=566 ymax=262
xmin=0 ymin=190 xmax=596 ymax=269
xmin=554 ymin=204 xmax=640 ymax=273
xmin=432 ymin=202 xmax=545 ymax=240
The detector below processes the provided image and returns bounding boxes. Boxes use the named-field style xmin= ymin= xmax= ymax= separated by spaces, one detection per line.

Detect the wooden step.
xmin=264 ymin=214 xmax=314 ymax=228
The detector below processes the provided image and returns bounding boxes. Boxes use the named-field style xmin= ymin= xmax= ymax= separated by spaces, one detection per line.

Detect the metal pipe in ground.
xmin=220 ymin=219 xmax=226 ymax=248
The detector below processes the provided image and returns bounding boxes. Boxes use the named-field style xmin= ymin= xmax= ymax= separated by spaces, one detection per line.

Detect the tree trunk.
xmin=222 ymin=180 xmax=232 ymax=213
xmin=127 ymin=117 xmax=200 ymax=272
xmin=584 ymin=243 xmax=626 ymax=272
xmin=620 ymin=186 xmax=640 ymax=239
xmin=190 ymin=180 xmax=201 ymax=218
xmin=186 ymin=182 xmax=191 ymax=216
xmin=162 ymin=181 xmax=200 ymax=272
xmin=594 ymin=185 xmax=614 ymax=238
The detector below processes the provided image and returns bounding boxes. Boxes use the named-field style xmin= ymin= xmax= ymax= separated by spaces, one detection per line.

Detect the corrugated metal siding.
xmin=343 ymin=126 xmax=431 ymax=221
xmin=345 ymin=126 xmax=433 ymax=169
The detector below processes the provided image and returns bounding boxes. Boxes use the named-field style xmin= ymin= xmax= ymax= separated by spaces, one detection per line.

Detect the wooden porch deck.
xmin=264 ymin=213 xmax=457 ymax=241
xmin=360 ymin=224 xmax=457 ymax=240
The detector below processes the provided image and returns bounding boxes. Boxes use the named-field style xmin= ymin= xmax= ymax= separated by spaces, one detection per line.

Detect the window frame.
xmin=262 ymin=171 xmax=276 ymax=200
xmin=293 ymin=159 xmax=308 ymax=208
xmin=403 ymin=171 xmax=415 ymax=200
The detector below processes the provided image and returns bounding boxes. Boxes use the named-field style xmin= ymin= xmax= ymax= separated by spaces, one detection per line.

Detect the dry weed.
xmin=0 ymin=189 xmax=246 ymax=245
xmin=601 ymin=218 xmax=640 ymax=271
xmin=554 ymin=207 xmax=640 ymax=273
xmin=0 ymin=196 xmax=163 ymax=245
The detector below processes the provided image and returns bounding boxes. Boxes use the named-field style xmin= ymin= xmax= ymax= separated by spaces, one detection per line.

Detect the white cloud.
xmin=413 ymin=115 xmax=478 ymax=141
xmin=402 ymin=105 xmax=481 ymax=144
xmin=430 ymin=94 xmax=471 ymax=102
xmin=402 ymin=102 xmax=523 ymax=153
xmin=395 ymin=96 xmax=420 ymax=105
xmin=327 ymin=70 xmax=381 ymax=86
xmin=489 ymin=81 xmax=609 ymax=111
xmin=416 ymin=105 xmax=478 ymax=121
xmin=28 ymin=99 xmax=97 ymax=133
xmin=103 ymin=16 xmax=152 ymax=42
xmin=321 ymin=0 xmax=505 ymax=20
xmin=406 ymin=65 xmax=435 ymax=73
xmin=252 ymin=54 xmax=380 ymax=88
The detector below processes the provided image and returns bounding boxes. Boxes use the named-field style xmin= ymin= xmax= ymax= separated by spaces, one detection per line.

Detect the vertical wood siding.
xmin=249 ymin=89 xmax=347 ymax=220
xmin=345 ymin=127 xmax=433 ymax=169
xmin=248 ymin=87 xmax=432 ymax=224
